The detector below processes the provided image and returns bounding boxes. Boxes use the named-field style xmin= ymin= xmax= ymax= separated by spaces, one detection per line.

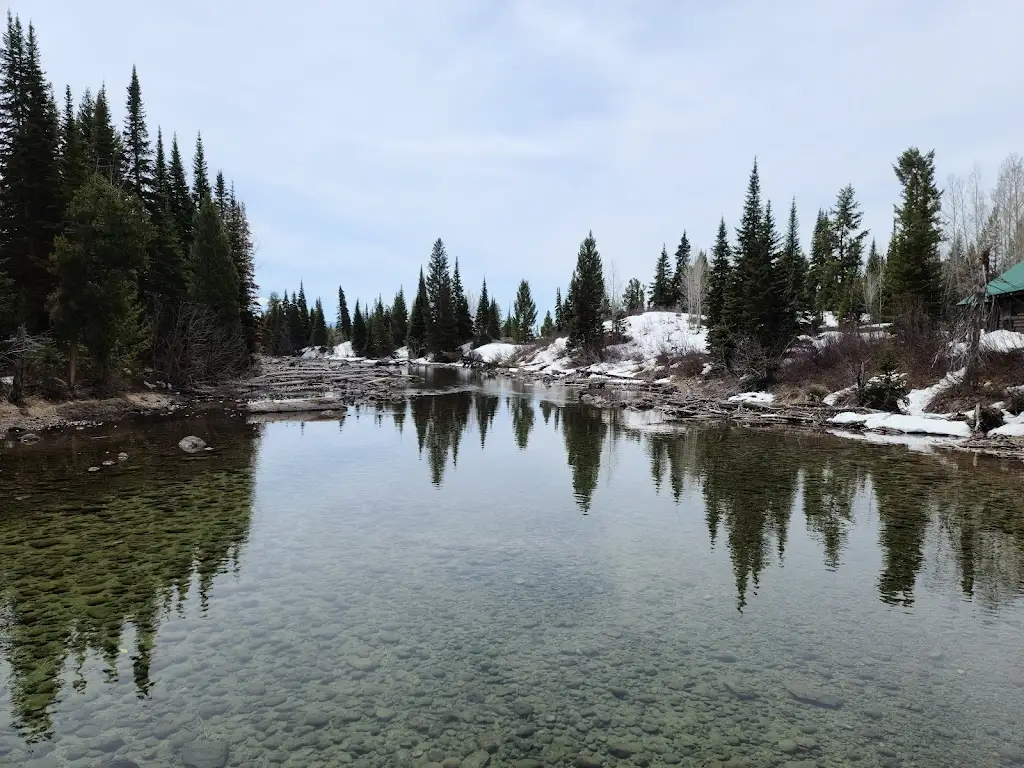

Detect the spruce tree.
xmin=673 ymin=232 xmax=691 ymax=307
xmin=407 ymin=268 xmax=429 ymax=356
xmin=706 ymin=218 xmax=733 ymax=367
xmin=487 ymin=298 xmax=501 ymax=340
xmin=865 ymin=239 xmax=884 ymax=318
xmin=474 ymin=278 xmax=491 ymax=342
xmin=49 ymin=174 xmax=151 ymax=387
xmin=351 ymin=300 xmax=367 ymax=356
xmin=0 ymin=15 xmax=62 ymax=332
xmin=831 ymin=184 xmax=868 ymax=321
xmin=540 ymin=311 xmax=555 ymax=337
xmin=502 ymin=313 xmax=514 ymax=340
xmin=192 ymin=132 xmax=210 ymax=205
xmin=0 ymin=256 xmax=13 ymax=335
xmin=167 ymin=134 xmax=194 ymax=250
xmin=214 ymin=170 xmax=227 ymax=216
xmin=623 ymin=278 xmax=645 ymax=315
xmin=725 ymin=160 xmax=769 ymax=344
xmin=649 ymin=244 xmax=673 ymax=309
xmin=566 ymin=231 xmax=605 ymax=355
xmin=554 ymin=287 xmax=563 ymax=332
xmin=882 ymin=147 xmax=944 ymax=318
xmin=310 ymin=298 xmax=328 ymax=346
xmin=144 ymin=128 xmax=186 ymax=347
xmin=59 ymin=85 xmax=87 ymax=204
xmin=224 ymin=186 xmax=259 ymax=352
xmin=426 ymin=238 xmax=458 ymax=353
xmin=188 ymin=197 xmax=241 ymax=340
xmin=776 ymin=198 xmax=807 ymax=337
xmin=511 ymin=279 xmax=538 ymax=342
xmin=337 ymin=286 xmax=351 ymax=340
xmin=122 ymin=65 xmax=153 ymax=206
xmin=452 ymin=258 xmax=473 ymax=344
xmin=90 ymin=85 xmax=122 ymax=184
xmin=391 ymin=287 xmax=408 ymax=346
xmin=807 ymin=209 xmax=834 ymax=316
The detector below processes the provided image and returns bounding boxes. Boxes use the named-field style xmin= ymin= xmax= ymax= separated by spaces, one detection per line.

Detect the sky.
xmin=14 ymin=0 xmax=1024 ymax=320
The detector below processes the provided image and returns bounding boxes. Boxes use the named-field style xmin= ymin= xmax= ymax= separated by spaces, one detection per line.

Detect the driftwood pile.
xmin=203 ymin=356 xmax=414 ymax=414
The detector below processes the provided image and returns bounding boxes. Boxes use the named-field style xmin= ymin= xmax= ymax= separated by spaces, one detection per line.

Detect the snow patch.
xmin=728 ymin=391 xmax=775 ymax=404
xmin=981 ymin=329 xmax=1024 ymax=352
xmin=904 ymin=368 xmax=964 ymax=415
xmin=471 ymin=342 xmax=524 ymax=364
xmin=332 ymin=341 xmax=356 ymax=359
xmin=827 ymin=411 xmax=972 ymax=438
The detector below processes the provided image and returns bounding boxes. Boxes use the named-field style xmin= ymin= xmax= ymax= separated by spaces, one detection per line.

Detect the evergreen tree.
xmin=502 ymin=312 xmax=514 ymax=340
xmin=426 ymin=238 xmax=458 ymax=353
xmin=371 ymin=296 xmax=393 ymax=356
xmin=540 ymin=311 xmax=555 ymax=337
xmin=143 ymin=128 xmax=186 ymax=350
xmin=407 ymin=268 xmax=429 ymax=356
xmin=351 ymin=300 xmax=367 ymax=356
xmin=49 ymin=174 xmax=151 ymax=387
xmin=706 ymin=218 xmax=733 ymax=367
xmin=673 ymin=232 xmax=691 ymax=307
xmin=865 ymin=238 xmax=884 ymax=318
xmin=192 ymin=132 xmax=210 ymax=204
xmin=0 ymin=255 xmax=14 ymax=334
xmin=554 ymin=287 xmax=563 ymax=332
xmin=59 ymin=86 xmax=87 ymax=205
xmin=90 ymin=85 xmax=122 ymax=184
xmin=0 ymin=15 xmax=63 ymax=332
xmin=224 ymin=185 xmax=259 ymax=352
xmin=122 ymin=65 xmax=152 ymax=206
xmin=310 ymin=298 xmax=329 ymax=347
xmin=295 ymin=282 xmax=310 ymax=344
xmin=167 ymin=134 xmax=194 ymax=250
xmin=807 ymin=209 xmax=834 ymax=315
xmin=76 ymin=88 xmax=94 ymax=152
xmin=452 ymin=258 xmax=473 ymax=344
xmin=214 ymin=170 xmax=227 ymax=216
xmin=474 ymin=278 xmax=491 ymax=342
xmin=831 ymin=184 xmax=868 ymax=321
xmin=487 ymin=298 xmax=501 ymax=340
xmin=337 ymin=286 xmax=351 ymax=340
xmin=263 ymin=293 xmax=283 ymax=354
xmin=882 ymin=147 xmax=944 ymax=318
xmin=724 ymin=160 xmax=774 ymax=348
xmin=623 ymin=278 xmax=645 ymax=315
xmin=649 ymin=244 xmax=674 ymax=309
xmin=776 ymin=197 xmax=806 ymax=338
xmin=391 ymin=287 xmax=408 ymax=346
xmin=565 ymin=231 xmax=605 ymax=355
xmin=511 ymin=279 xmax=538 ymax=342
xmin=188 ymin=197 xmax=240 ymax=339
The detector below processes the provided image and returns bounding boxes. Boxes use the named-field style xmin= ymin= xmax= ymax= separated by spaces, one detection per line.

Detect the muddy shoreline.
xmin=4 ymin=357 xmax=1023 ymax=461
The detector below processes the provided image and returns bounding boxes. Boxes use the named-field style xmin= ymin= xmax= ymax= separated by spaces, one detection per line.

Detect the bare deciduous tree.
xmin=991 ymin=153 xmax=1024 ymax=272
xmin=685 ymin=250 xmax=708 ymax=327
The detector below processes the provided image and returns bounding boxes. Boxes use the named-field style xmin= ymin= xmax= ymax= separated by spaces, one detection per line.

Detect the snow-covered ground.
xmin=469 ymin=342 xmax=522 ymax=364
xmin=827 ymin=411 xmax=973 ymax=438
xmin=728 ymin=391 xmax=775 ymax=404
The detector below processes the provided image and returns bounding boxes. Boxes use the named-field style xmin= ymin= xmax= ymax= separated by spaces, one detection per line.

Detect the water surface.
xmin=2 ymin=377 xmax=1023 ymax=768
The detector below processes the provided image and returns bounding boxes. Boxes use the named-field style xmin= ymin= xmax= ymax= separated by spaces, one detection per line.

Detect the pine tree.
xmin=649 ymin=244 xmax=674 ymax=309
xmin=295 ymin=282 xmax=310 ymax=344
xmin=122 ymin=65 xmax=152 ymax=206
xmin=566 ymin=231 xmax=605 ymax=355
xmin=623 ymin=278 xmax=645 ymax=315
xmin=511 ymin=279 xmax=538 ymax=342
xmin=426 ymin=238 xmax=458 ymax=353
xmin=725 ymin=160 xmax=768 ymax=344
xmin=673 ymin=232 xmax=691 ymax=307
xmin=224 ymin=185 xmax=259 ymax=352
xmin=474 ymin=278 xmax=491 ymax=342
xmin=487 ymin=298 xmax=501 ymax=340
xmin=192 ymin=132 xmax=210 ymax=204
xmin=706 ymin=218 xmax=733 ymax=367
xmin=0 ymin=15 xmax=63 ymax=332
xmin=188 ymin=197 xmax=240 ymax=340
xmin=370 ymin=297 xmax=393 ymax=356
xmin=502 ymin=312 xmax=514 ymax=339
xmin=76 ymin=88 xmax=94 ymax=152
xmin=831 ymin=184 xmax=868 ymax=321
xmin=554 ymin=287 xmax=563 ymax=332
xmin=882 ymin=147 xmax=944 ymax=318
xmin=49 ymin=174 xmax=151 ymax=387
xmin=337 ymin=286 xmax=351 ymax=340
xmin=776 ymin=198 xmax=807 ymax=337
xmin=351 ymin=300 xmax=367 ymax=356
xmin=143 ymin=129 xmax=186 ymax=343
xmin=214 ymin=170 xmax=227 ymax=216
xmin=807 ymin=209 xmax=834 ymax=315
xmin=167 ymin=134 xmax=194 ymax=250
xmin=540 ymin=311 xmax=555 ymax=337
xmin=391 ymin=287 xmax=408 ymax=346
xmin=452 ymin=258 xmax=473 ymax=344
xmin=407 ymin=268 xmax=429 ymax=356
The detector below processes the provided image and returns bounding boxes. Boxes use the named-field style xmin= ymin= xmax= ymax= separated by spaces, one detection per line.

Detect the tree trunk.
xmin=68 ymin=341 xmax=78 ymax=392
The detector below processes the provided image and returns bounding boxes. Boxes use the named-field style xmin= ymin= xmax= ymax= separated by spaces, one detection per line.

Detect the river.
xmin=1 ymin=370 xmax=1023 ymax=767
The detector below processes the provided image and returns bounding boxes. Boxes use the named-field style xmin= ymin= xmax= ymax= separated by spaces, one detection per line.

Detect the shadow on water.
xmin=1 ymin=384 xmax=1023 ymax=764
xmin=0 ymin=415 xmax=259 ymax=742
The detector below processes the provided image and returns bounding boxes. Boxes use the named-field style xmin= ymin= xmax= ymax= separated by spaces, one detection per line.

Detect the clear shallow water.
xmin=1 ymin=376 xmax=1024 ymax=768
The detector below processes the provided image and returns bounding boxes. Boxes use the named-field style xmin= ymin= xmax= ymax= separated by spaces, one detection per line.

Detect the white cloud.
xmin=16 ymin=0 xmax=1024 ymax=315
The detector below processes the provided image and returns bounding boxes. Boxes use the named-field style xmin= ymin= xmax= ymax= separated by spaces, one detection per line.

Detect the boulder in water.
xmin=178 ymin=435 xmax=207 ymax=453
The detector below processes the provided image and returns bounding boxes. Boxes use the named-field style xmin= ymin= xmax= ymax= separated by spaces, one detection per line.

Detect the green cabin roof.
xmin=957 ymin=261 xmax=1024 ymax=305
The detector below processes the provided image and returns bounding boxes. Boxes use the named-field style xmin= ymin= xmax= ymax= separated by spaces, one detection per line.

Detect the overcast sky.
xmin=16 ymin=0 xmax=1024 ymax=317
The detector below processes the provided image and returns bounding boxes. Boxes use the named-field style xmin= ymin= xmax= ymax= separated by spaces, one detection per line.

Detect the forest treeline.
xmin=0 ymin=12 xmax=257 ymax=398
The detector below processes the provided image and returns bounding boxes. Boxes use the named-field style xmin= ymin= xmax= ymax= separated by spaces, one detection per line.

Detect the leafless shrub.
xmin=890 ymin=304 xmax=950 ymax=386
xmin=1005 ymin=386 xmax=1024 ymax=416
xmin=1 ymin=327 xmax=53 ymax=404
xmin=730 ymin=334 xmax=780 ymax=389
xmin=776 ymin=329 xmax=886 ymax=393
xmin=156 ymin=303 xmax=251 ymax=387
xmin=660 ymin=348 xmax=707 ymax=378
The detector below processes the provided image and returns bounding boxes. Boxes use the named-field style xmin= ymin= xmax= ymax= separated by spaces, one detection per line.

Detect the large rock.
xmin=180 ymin=739 xmax=229 ymax=768
xmin=177 ymin=435 xmax=207 ymax=453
